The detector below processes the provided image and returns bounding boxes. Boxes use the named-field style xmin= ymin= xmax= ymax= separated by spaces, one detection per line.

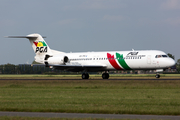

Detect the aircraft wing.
xmin=48 ymin=64 xmax=107 ymax=72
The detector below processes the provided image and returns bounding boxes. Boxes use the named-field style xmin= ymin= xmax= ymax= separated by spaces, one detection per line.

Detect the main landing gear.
xmin=81 ymin=72 xmax=109 ymax=79
xmin=102 ymin=73 xmax=109 ymax=79
xmin=82 ymin=73 xmax=89 ymax=79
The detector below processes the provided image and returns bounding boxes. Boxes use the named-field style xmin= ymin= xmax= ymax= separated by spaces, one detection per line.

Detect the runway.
xmin=0 ymin=111 xmax=180 ymax=120
xmin=0 ymin=78 xmax=180 ymax=80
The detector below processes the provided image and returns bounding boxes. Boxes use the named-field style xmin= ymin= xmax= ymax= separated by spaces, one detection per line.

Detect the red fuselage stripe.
xmin=107 ymin=53 xmax=123 ymax=70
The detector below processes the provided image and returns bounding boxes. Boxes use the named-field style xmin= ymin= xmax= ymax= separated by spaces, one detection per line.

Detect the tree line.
xmin=0 ymin=64 xmax=61 ymax=74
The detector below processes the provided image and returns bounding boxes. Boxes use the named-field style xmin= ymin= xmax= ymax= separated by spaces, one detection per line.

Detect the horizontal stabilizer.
xmin=5 ymin=36 xmax=46 ymax=39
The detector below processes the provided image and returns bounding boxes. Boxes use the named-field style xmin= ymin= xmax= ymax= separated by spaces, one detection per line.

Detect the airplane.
xmin=7 ymin=33 xmax=175 ymax=79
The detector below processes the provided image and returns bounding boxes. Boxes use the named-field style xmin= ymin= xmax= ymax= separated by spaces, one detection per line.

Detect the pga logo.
xmin=35 ymin=47 xmax=47 ymax=53
xmin=127 ymin=52 xmax=138 ymax=55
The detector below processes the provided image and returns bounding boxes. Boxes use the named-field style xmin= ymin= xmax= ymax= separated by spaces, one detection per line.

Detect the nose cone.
xmin=168 ymin=58 xmax=176 ymax=67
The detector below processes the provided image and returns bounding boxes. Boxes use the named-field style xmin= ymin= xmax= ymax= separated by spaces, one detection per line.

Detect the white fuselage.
xmin=8 ymin=33 xmax=176 ymax=79
xmin=51 ymin=50 xmax=175 ymax=71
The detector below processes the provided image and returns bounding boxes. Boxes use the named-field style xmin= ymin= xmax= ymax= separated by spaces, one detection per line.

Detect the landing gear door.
xmin=147 ymin=55 xmax=151 ymax=64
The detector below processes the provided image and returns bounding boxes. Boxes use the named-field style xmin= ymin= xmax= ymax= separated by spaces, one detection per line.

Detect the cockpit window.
xmin=155 ymin=55 xmax=168 ymax=58
xmin=155 ymin=55 xmax=162 ymax=58
xmin=162 ymin=55 xmax=168 ymax=57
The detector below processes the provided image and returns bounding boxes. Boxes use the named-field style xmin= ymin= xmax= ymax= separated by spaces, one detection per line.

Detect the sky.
xmin=0 ymin=0 xmax=180 ymax=64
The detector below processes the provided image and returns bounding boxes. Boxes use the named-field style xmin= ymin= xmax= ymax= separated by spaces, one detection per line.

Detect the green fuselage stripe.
xmin=116 ymin=53 xmax=132 ymax=70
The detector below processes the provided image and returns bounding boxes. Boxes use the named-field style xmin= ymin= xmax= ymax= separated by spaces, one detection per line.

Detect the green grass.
xmin=0 ymin=80 xmax=180 ymax=115
xmin=0 ymin=116 xmax=134 ymax=120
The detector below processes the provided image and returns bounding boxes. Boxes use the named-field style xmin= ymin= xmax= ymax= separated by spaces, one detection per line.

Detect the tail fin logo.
xmin=33 ymin=41 xmax=47 ymax=53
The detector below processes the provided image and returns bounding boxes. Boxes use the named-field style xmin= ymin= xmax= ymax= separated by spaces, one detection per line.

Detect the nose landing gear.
xmin=155 ymin=74 xmax=160 ymax=78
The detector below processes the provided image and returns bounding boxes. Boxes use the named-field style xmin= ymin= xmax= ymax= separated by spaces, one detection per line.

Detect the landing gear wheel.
xmin=102 ymin=73 xmax=109 ymax=79
xmin=155 ymin=74 xmax=160 ymax=78
xmin=82 ymin=73 xmax=89 ymax=79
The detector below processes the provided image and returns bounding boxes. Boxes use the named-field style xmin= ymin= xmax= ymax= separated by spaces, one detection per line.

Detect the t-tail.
xmin=7 ymin=33 xmax=64 ymax=64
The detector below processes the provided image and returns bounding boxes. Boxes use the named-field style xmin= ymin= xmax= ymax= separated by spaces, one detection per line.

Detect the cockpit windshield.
xmin=162 ymin=55 xmax=168 ymax=57
xmin=155 ymin=55 xmax=168 ymax=58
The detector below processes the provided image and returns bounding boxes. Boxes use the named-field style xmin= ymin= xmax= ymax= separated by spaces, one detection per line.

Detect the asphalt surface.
xmin=0 ymin=78 xmax=180 ymax=80
xmin=1 ymin=111 xmax=180 ymax=120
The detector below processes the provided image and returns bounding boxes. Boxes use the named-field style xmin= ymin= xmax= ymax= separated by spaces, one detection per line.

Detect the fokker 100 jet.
xmin=7 ymin=33 xmax=175 ymax=79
